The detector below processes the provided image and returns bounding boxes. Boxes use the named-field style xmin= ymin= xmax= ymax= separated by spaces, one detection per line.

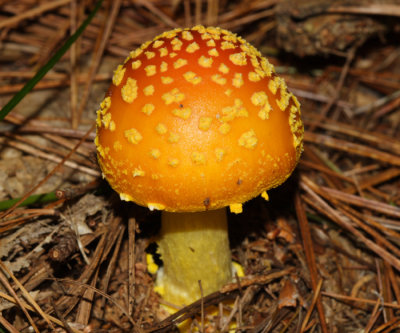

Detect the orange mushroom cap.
xmin=95 ymin=25 xmax=304 ymax=213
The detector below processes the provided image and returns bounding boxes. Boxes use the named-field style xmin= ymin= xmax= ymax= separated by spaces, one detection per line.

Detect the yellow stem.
xmin=157 ymin=208 xmax=232 ymax=306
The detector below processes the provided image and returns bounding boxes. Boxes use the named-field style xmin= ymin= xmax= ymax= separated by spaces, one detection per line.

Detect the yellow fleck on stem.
xmin=157 ymin=209 xmax=232 ymax=306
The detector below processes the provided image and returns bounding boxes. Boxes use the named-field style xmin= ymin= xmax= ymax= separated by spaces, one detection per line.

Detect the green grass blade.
xmin=0 ymin=0 xmax=104 ymax=121
xmin=0 ymin=192 xmax=58 ymax=211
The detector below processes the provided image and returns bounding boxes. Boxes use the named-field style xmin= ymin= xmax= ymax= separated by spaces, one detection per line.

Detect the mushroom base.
xmin=157 ymin=209 xmax=232 ymax=306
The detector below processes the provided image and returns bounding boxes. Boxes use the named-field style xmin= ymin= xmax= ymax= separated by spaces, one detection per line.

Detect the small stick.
xmin=70 ymin=0 xmax=79 ymax=128
xmin=0 ymin=268 xmax=40 ymax=333
xmin=51 ymin=298 xmax=75 ymax=333
xmin=304 ymin=132 xmax=400 ymax=167
xmin=0 ymin=314 xmax=19 ymax=333
xmin=198 ymin=280 xmax=205 ymax=333
xmin=322 ymin=291 xmax=400 ymax=309
xmin=0 ymin=0 xmax=71 ymax=29
xmin=128 ymin=217 xmax=136 ymax=317
xmin=0 ymin=123 xmax=96 ymax=220
xmin=75 ymin=0 xmax=123 ymax=127
xmin=300 ymin=279 xmax=323 ymax=333
xmin=295 ymin=193 xmax=328 ymax=333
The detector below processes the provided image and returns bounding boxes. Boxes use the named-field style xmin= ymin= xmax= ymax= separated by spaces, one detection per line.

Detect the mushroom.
xmin=95 ymin=25 xmax=304 ymax=306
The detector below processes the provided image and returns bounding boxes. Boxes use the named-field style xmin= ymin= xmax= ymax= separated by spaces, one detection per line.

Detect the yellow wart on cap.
xmin=219 ymin=123 xmax=231 ymax=134
xmin=276 ymin=81 xmax=291 ymax=111
xmin=121 ymin=78 xmax=138 ymax=103
xmin=268 ymin=76 xmax=279 ymax=94
xmin=221 ymin=41 xmax=235 ymax=50
xmin=168 ymin=132 xmax=180 ymax=143
xmin=100 ymin=96 xmax=111 ymax=114
xmin=221 ymin=99 xmax=248 ymax=122
xmin=172 ymin=107 xmax=192 ymax=119
xmin=225 ymin=89 xmax=232 ymax=96
xmin=112 ymin=65 xmax=125 ymax=86
xmin=150 ymin=149 xmax=161 ymax=159
xmin=186 ymin=42 xmax=200 ymax=53
xmin=160 ymin=61 xmax=168 ymax=72
xmin=289 ymin=105 xmax=304 ymax=155
xmin=229 ymin=203 xmax=243 ymax=214
xmin=183 ymin=71 xmax=202 ymax=85
xmin=171 ymin=38 xmax=183 ymax=51
xmin=218 ymin=63 xmax=230 ymax=74
xmin=113 ymin=141 xmax=122 ymax=151
xmin=142 ymin=103 xmax=155 ymax=115
xmin=215 ymin=148 xmax=225 ymax=161
xmin=145 ymin=65 xmax=157 ymax=76
xmin=212 ymin=74 xmax=227 ymax=85
xmin=128 ymin=47 xmax=143 ymax=60
xmin=229 ymin=53 xmax=247 ymax=66
xmin=191 ymin=152 xmax=206 ymax=165
xmin=251 ymin=91 xmax=271 ymax=120
xmin=143 ymin=85 xmax=155 ymax=96
xmin=155 ymin=123 xmax=167 ymax=135
xmin=101 ymin=113 xmax=111 ymax=129
xmin=261 ymin=191 xmax=269 ymax=201
xmin=248 ymin=71 xmax=261 ymax=82
xmin=261 ymin=57 xmax=274 ymax=76
xmin=159 ymin=47 xmax=168 ymax=57
xmin=120 ymin=193 xmax=134 ymax=202
xmin=153 ymin=40 xmax=164 ymax=48
xmin=208 ymin=48 xmax=219 ymax=57
xmin=238 ymin=129 xmax=258 ymax=149
xmin=174 ymin=58 xmax=188 ymax=69
xmin=182 ymin=30 xmax=194 ymax=40
xmin=147 ymin=203 xmax=166 ymax=211
xmin=222 ymin=31 xmax=237 ymax=42
xmin=200 ymin=32 xmax=212 ymax=40
xmin=232 ymin=73 xmax=244 ymax=88
xmin=198 ymin=117 xmax=212 ymax=131
xmin=124 ymin=128 xmax=142 ymax=144
xmin=198 ymin=55 xmax=213 ymax=68
xmin=206 ymin=39 xmax=216 ymax=47
xmin=162 ymin=88 xmax=185 ymax=105
xmin=168 ymin=158 xmax=179 ymax=167
xmin=131 ymin=60 xmax=141 ymax=70
xmin=161 ymin=77 xmax=174 ymax=84
xmin=145 ymin=51 xmax=155 ymax=59
xmin=133 ymin=168 xmax=145 ymax=177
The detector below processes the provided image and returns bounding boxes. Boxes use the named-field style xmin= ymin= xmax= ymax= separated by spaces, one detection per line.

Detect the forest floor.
xmin=0 ymin=1 xmax=400 ymax=332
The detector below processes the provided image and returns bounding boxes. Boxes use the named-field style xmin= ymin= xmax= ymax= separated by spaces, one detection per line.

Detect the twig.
xmin=0 ymin=290 xmax=83 ymax=333
xmin=309 ymin=44 xmax=358 ymax=131
xmin=0 ymin=266 xmax=40 ymax=333
xmin=98 ymin=224 xmax=125 ymax=318
xmin=322 ymin=291 xmax=400 ymax=309
xmin=75 ymin=0 xmax=122 ymax=128
xmin=327 ymin=4 xmax=400 ymax=17
xmin=198 ymin=280 xmax=205 ymax=333
xmin=0 ymin=0 xmax=72 ymax=30
xmin=4 ymin=138 xmax=99 ymax=176
xmin=0 ymin=314 xmax=19 ymax=333
xmin=301 ymin=176 xmax=400 ymax=271
xmin=300 ymin=279 xmax=323 ymax=333
xmin=70 ymin=0 xmax=79 ymax=128
xmin=128 ymin=217 xmax=136 ymax=317
xmin=0 ymin=123 xmax=96 ymax=220
xmin=295 ymin=193 xmax=328 ymax=333
xmin=51 ymin=298 xmax=75 ymax=333
xmin=304 ymin=132 xmax=400 ymax=167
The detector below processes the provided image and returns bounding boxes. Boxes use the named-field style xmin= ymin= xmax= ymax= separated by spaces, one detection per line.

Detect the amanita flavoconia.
xmin=95 ymin=26 xmax=303 ymax=306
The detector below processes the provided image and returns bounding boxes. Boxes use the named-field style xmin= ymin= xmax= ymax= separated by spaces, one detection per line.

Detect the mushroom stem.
xmin=157 ymin=208 xmax=232 ymax=306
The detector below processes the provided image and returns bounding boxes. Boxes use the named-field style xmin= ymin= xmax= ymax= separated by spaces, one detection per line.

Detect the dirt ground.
xmin=0 ymin=0 xmax=400 ymax=332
